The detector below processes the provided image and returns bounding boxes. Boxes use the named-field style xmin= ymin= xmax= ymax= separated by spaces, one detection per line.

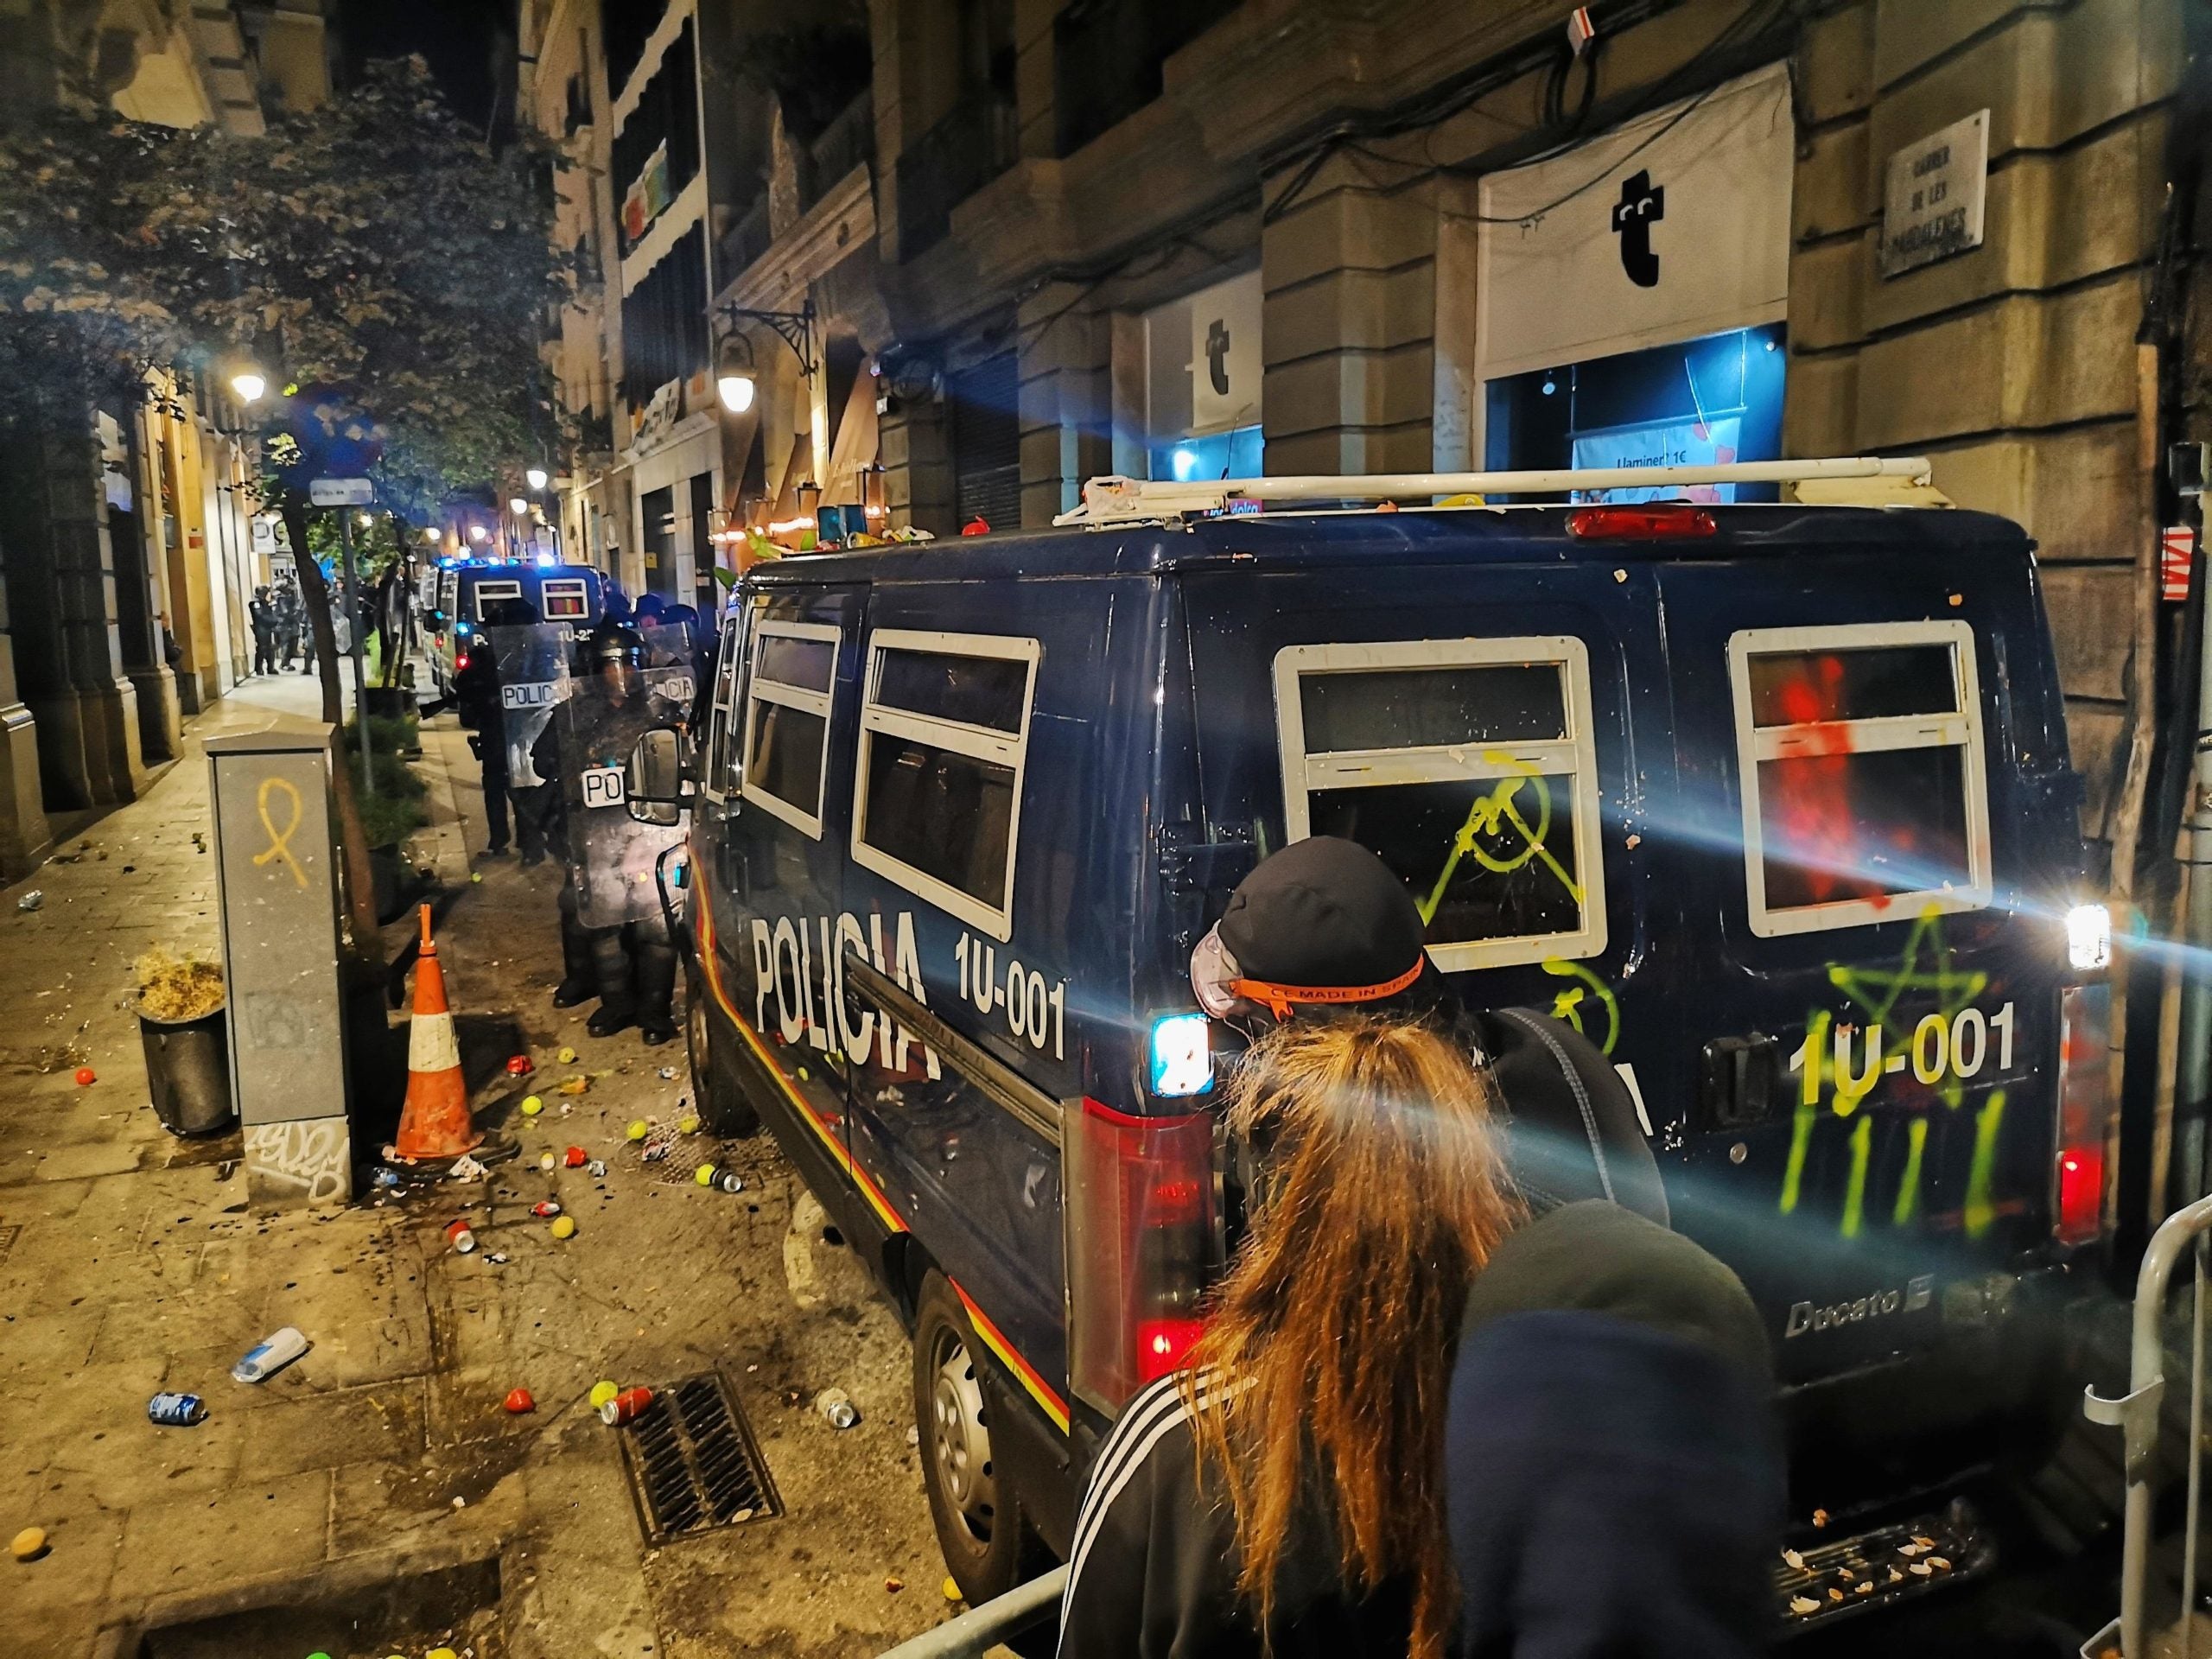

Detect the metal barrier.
xmin=874 ymin=1566 xmax=1069 ymax=1659
xmin=2084 ymin=1192 xmax=2212 ymax=1656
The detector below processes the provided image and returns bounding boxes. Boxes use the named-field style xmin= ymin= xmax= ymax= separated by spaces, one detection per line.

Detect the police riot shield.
xmin=483 ymin=623 xmax=570 ymax=791
xmin=556 ymin=622 xmax=695 ymax=927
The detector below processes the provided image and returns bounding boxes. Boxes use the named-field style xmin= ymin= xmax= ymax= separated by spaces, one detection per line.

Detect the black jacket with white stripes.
xmin=1056 ymin=1373 xmax=1416 ymax=1659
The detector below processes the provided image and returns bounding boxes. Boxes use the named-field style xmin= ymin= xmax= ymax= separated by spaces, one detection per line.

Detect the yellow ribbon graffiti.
xmin=251 ymin=775 xmax=308 ymax=890
xmin=1419 ymin=753 xmax=1583 ymax=925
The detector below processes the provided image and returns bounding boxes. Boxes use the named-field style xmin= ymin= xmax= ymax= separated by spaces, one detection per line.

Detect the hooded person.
xmin=1190 ymin=835 xmax=1668 ymax=1226
xmin=1446 ymin=1199 xmax=1784 ymax=1659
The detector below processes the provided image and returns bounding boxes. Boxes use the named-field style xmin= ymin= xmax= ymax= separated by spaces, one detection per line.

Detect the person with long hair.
xmin=1058 ymin=1015 xmax=1523 ymax=1659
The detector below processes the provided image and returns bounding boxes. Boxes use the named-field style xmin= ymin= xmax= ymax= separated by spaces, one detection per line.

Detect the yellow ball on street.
xmin=538 ymin=1152 xmax=556 ymax=1172
xmin=10 ymin=1526 xmax=46 ymax=1560
xmin=943 ymin=1576 xmax=962 ymax=1602
xmin=429 ymin=1649 xmax=460 ymax=1659
xmin=626 ymin=1119 xmax=648 ymax=1141
xmin=556 ymin=1045 xmax=577 ymax=1064
xmin=695 ymin=1163 xmax=716 ymax=1186
xmin=589 ymin=1379 xmax=620 ymax=1410
xmin=677 ymin=1115 xmax=700 ymax=1135
xmin=550 ymin=1215 xmax=576 ymax=1239
xmin=520 ymin=1096 xmax=543 ymax=1116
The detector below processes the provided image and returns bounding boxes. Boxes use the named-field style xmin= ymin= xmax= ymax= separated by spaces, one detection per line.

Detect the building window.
xmin=1727 ymin=621 xmax=1992 ymax=938
xmin=1274 ymin=637 xmax=1608 ymax=971
xmin=1144 ymin=271 xmax=1262 ymax=483
xmin=619 ymin=221 xmax=709 ymax=423
xmin=612 ymin=18 xmax=698 ymax=257
xmin=605 ymin=0 xmax=671 ymax=98
xmin=851 ymin=629 xmax=1039 ymax=940
xmin=742 ymin=620 xmax=840 ymax=837
xmin=1053 ymin=0 xmax=1243 ymax=157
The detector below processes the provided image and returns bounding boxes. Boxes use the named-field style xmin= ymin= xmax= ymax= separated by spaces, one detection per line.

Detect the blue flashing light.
xmin=1149 ymin=1013 xmax=1212 ymax=1097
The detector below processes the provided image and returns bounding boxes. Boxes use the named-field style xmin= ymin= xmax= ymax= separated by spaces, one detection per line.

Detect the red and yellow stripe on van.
xmin=693 ymin=887 xmax=1072 ymax=1434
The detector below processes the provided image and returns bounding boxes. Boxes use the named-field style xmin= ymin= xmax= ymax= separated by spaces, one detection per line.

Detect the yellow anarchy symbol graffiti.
xmin=251 ymin=775 xmax=308 ymax=889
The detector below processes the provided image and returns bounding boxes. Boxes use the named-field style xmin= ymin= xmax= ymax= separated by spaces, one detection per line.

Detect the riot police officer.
xmin=532 ymin=620 xmax=679 ymax=1044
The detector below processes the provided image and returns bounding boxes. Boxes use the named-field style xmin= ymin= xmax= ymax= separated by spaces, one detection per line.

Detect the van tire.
xmin=913 ymin=1271 xmax=1050 ymax=1605
xmin=685 ymin=961 xmax=758 ymax=1137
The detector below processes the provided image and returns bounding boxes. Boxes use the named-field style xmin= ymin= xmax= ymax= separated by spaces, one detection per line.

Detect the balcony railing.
xmin=802 ymin=92 xmax=874 ymax=210
xmin=894 ymin=93 xmax=1017 ymax=259
xmin=717 ymin=196 xmax=772 ymax=290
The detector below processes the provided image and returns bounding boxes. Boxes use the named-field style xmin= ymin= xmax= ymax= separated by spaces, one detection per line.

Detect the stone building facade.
xmin=536 ymin=0 xmax=2196 ymax=868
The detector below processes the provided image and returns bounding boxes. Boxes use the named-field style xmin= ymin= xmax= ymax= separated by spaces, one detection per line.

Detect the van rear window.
xmin=853 ymin=630 xmax=1039 ymax=941
xmin=1728 ymin=622 xmax=1991 ymax=938
xmin=1274 ymin=638 xmax=1609 ymax=972
xmin=473 ymin=580 xmax=523 ymax=620
xmin=757 ymin=632 xmax=836 ymax=693
xmin=540 ymin=578 xmax=588 ymax=620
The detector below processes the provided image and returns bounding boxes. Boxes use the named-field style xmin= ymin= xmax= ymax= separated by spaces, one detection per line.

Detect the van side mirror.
xmin=625 ymin=728 xmax=691 ymax=826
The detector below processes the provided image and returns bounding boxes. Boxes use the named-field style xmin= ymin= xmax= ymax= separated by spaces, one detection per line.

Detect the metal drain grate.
xmin=616 ymin=1372 xmax=780 ymax=1544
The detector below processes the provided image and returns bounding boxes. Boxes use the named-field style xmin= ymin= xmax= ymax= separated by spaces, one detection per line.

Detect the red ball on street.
xmin=505 ymin=1054 xmax=534 ymax=1075
xmin=504 ymin=1388 xmax=535 ymax=1414
xmin=563 ymin=1146 xmax=588 ymax=1167
xmin=73 ymin=1067 xmax=94 ymax=1086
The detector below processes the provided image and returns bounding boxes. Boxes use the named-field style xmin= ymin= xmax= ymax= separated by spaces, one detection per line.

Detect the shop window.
xmin=1141 ymin=272 xmax=1263 ymax=483
xmin=1484 ymin=322 xmax=1785 ymax=501
xmin=1727 ymin=620 xmax=1992 ymax=938
xmin=851 ymin=629 xmax=1039 ymax=940
xmin=1274 ymin=637 xmax=1608 ymax=971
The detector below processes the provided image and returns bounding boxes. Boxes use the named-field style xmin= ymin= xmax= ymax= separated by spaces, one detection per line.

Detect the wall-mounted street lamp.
xmin=524 ymin=466 xmax=550 ymax=492
xmin=468 ymin=524 xmax=488 ymax=543
xmin=508 ymin=496 xmax=529 ymax=516
xmin=422 ymin=526 xmax=441 ymax=544
xmin=716 ymin=299 xmax=816 ymax=414
xmin=229 ymin=370 xmax=267 ymax=404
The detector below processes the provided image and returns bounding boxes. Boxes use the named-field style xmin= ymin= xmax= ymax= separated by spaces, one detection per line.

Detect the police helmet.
xmin=583 ymin=620 xmax=645 ymax=674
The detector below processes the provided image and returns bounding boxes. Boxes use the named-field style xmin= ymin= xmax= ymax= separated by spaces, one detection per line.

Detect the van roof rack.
xmin=1052 ymin=456 xmax=1944 ymax=528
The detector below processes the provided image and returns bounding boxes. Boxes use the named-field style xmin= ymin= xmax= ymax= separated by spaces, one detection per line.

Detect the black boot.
xmin=553 ymin=979 xmax=593 ymax=1008
xmin=587 ymin=1001 xmax=637 ymax=1038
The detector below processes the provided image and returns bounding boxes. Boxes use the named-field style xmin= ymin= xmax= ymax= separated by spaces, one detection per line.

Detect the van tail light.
xmin=1566 ymin=504 xmax=1718 ymax=540
xmin=2054 ymin=984 xmax=2114 ymax=1246
xmin=1065 ymin=1097 xmax=1217 ymax=1413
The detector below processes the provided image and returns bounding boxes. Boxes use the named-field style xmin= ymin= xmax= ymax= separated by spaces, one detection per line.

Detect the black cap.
xmin=1217 ymin=837 xmax=1433 ymax=1013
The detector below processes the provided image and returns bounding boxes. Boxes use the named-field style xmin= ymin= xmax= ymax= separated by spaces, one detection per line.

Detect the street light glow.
xmin=467 ymin=524 xmax=488 ymax=543
xmin=422 ymin=526 xmax=441 ymax=544
xmin=229 ymin=371 xmax=266 ymax=404
xmin=717 ymin=372 xmax=755 ymax=414
xmin=508 ymin=496 xmax=529 ymax=515
xmin=525 ymin=466 xmax=549 ymax=492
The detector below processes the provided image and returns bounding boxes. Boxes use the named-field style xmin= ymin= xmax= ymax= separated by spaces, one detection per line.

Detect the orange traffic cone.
xmin=394 ymin=904 xmax=481 ymax=1161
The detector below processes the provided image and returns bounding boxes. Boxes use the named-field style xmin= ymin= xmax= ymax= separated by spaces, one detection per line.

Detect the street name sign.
xmin=309 ymin=477 xmax=375 ymax=507
xmin=1879 ymin=110 xmax=1989 ymax=278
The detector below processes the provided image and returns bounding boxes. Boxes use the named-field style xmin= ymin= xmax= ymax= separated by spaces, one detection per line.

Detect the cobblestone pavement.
xmin=1 ymin=671 xmax=944 ymax=1658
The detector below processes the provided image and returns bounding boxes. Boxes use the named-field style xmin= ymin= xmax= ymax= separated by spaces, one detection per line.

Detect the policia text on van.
xmin=626 ymin=457 xmax=2111 ymax=1628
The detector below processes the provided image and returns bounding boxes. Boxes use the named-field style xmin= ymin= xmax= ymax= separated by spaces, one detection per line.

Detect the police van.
xmin=425 ymin=560 xmax=607 ymax=698
xmin=639 ymin=457 xmax=2110 ymax=1620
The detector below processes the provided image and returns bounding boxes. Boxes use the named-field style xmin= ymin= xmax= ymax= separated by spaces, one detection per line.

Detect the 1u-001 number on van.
xmin=1788 ymin=1001 xmax=2018 ymax=1104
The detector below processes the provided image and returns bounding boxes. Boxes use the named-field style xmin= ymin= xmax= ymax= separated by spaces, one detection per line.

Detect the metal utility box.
xmin=207 ymin=729 xmax=353 ymax=1208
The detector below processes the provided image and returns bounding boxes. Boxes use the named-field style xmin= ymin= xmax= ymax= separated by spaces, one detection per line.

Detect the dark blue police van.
xmin=646 ymin=463 xmax=2111 ymax=1621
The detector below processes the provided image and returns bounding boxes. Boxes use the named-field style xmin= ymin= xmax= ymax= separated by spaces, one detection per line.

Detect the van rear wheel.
xmin=685 ymin=961 xmax=757 ymax=1136
xmin=913 ymin=1271 xmax=1047 ymax=1605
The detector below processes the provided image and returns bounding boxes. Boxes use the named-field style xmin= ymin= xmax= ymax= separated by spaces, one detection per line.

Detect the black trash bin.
xmin=139 ymin=1004 xmax=234 ymax=1135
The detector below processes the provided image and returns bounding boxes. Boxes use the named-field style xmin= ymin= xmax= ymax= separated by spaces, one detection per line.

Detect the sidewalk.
xmin=1 ymin=673 xmax=942 ymax=1657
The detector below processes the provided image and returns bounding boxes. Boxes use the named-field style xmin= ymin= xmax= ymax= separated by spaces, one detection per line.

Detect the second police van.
xmin=644 ymin=458 xmax=2112 ymax=1624
xmin=423 ymin=559 xmax=608 ymax=698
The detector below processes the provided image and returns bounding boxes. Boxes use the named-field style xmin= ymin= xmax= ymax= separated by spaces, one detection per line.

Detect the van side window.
xmin=540 ymin=578 xmax=588 ymax=620
xmin=473 ymin=579 xmax=523 ymax=619
xmin=741 ymin=620 xmax=840 ymax=836
xmin=1274 ymin=637 xmax=1609 ymax=970
xmin=851 ymin=629 xmax=1040 ymax=942
xmin=700 ymin=608 xmax=746 ymax=805
xmin=1727 ymin=620 xmax=1992 ymax=938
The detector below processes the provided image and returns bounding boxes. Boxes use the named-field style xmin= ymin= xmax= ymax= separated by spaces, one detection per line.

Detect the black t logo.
xmin=1205 ymin=319 xmax=1231 ymax=396
xmin=1611 ymin=169 xmax=1665 ymax=288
